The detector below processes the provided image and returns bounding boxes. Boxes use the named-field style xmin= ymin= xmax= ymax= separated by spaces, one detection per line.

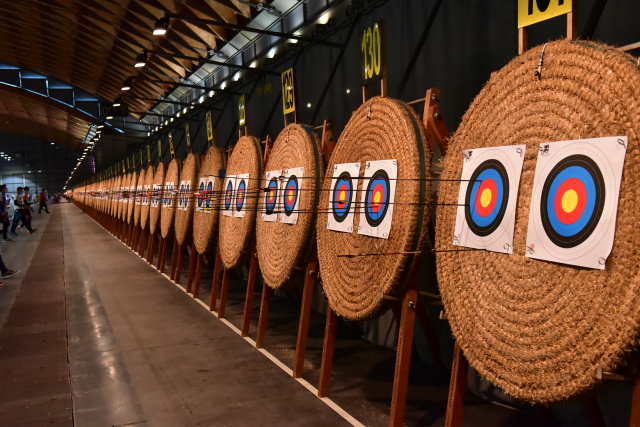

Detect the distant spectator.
xmin=0 ymin=185 xmax=12 ymax=242
xmin=38 ymin=188 xmax=50 ymax=214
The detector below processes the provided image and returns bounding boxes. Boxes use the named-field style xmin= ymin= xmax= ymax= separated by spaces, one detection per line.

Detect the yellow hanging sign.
xmin=168 ymin=133 xmax=175 ymax=156
xmin=238 ymin=94 xmax=247 ymax=128
xmin=518 ymin=0 xmax=572 ymax=28
xmin=281 ymin=68 xmax=296 ymax=115
xmin=185 ymin=123 xmax=191 ymax=150
xmin=206 ymin=111 xmax=215 ymax=144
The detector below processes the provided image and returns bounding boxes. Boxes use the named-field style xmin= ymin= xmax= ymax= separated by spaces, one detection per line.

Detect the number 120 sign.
xmin=361 ymin=22 xmax=385 ymax=82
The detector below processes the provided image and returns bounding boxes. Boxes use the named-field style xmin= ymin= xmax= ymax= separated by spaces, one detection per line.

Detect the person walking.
xmin=10 ymin=187 xmax=36 ymax=235
xmin=0 ymin=250 xmax=20 ymax=286
xmin=38 ymin=188 xmax=50 ymax=214
xmin=0 ymin=185 xmax=12 ymax=242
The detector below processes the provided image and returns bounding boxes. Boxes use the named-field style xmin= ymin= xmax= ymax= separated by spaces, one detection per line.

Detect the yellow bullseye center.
xmin=480 ymin=188 xmax=492 ymax=208
xmin=338 ymin=190 xmax=346 ymax=203
xmin=288 ymin=189 xmax=294 ymax=202
xmin=373 ymin=191 xmax=382 ymax=205
xmin=561 ymin=189 xmax=579 ymax=213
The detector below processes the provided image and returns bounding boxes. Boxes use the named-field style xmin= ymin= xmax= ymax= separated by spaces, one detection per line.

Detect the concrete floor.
xmin=2 ymin=203 xmax=627 ymax=427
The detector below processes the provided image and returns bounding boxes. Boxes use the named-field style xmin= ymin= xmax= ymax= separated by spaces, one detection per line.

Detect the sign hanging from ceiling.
xmin=518 ymin=0 xmax=572 ymax=28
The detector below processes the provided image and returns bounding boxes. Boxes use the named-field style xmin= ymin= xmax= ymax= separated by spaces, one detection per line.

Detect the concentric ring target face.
xmin=332 ymin=172 xmax=354 ymax=223
xmin=178 ymin=183 xmax=185 ymax=208
xmin=235 ymin=179 xmax=246 ymax=212
xmin=526 ymin=137 xmax=626 ymax=269
xmin=540 ymin=155 xmax=605 ymax=248
xmin=464 ymin=159 xmax=509 ymax=237
xmin=206 ymin=180 xmax=213 ymax=209
xmin=198 ymin=181 xmax=205 ymax=208
xmin=265 ymin=177 xmax=279 ymax=215
xmin=184 ymin=183 xmax=191 ymax=210
xmin=224 ymin=180 xmax=233 ymax=210
xmin=364 ymin=169 xmax=391 ymax=227
xmin=283 ymin=176 xmax=299 ymax=216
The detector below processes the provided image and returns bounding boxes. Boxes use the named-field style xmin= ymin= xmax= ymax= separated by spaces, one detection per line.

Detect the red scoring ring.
xmin=474 ymin=179 xmax=498 ymax=217
xmin=553 ymin=177 xmax=587 ymax=225
xmin=335 ymin=183 xmax=348 ymax=207
xmin=369 ymin=183 xmax=385 ymax=213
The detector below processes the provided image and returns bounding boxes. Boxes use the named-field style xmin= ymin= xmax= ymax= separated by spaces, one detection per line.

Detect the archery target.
xmin=358 ymin=160 xmax=397 ymax=239
xmin=129 ymin=186 xmax=135 ymax=204
xmin=196 ymin=177 xmax=206 ymax=212
xmin=205 ymin=176 xmax=214 ymax=213
xmin=234 ymin=173 xmax=249 ymax=218
xmin=280 ymin=167 xmax=303 ymax=225
xmin=222 ymin=175 xmax=236 ymax=217
xmin=526 ymin=136 xmax=627 ymax=269
xmin=327 ymin=163 xmax=360 ymax=233
xmin=163 ymin=182 xmax=175 ymax=209
xmin=454 ymin=145 xmax=525 ymax=253
xmin=262 ymin=170 xmax=281 ymax=222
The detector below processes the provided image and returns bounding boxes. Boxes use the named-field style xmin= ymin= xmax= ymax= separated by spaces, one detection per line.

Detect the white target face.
xmin=142 ymin=185 xmax=150 ymax=206
xmin=358 ymin=159 xmax=397 ymax=239
xmin=222 ymin=175 xmax=236 ymax=217
xmin=163 ymin=182 xmax=175 ymax=209
xmin=327 ymin=162 xmax=360 ymax=233
xmin=179 ymin=180 xmax=191 ymax=211
xmin=280 ymin=167 xmax=304 ymax=225
xmin=204 ymin=176 xmax=215 ymax=214
xmin=151 ymin=184 xmax=161 ymax=208
xmin=135 ymin=185 xmax=142 ymax=205
xmin=454 ymin=145 xmax=525 ymax=253
xmin=233 ymin=173 xmax=250 ymax=218
xmin=526 ymin=136 xmax=627 ymax=269
xmin=262 ymin=170 xmax=281 ymax=222
xmin=196 ymin=176 xmax=207 ymax=213
xmin=128 ymin=186 xmax=135 ymax=204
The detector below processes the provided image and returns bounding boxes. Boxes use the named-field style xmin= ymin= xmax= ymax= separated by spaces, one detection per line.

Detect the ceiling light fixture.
xmin=134 ymin=50 xmax=148 ymax=68
xmin=153 ymin=16 xmax=170 ymax=36
xmin=121 ymin=77 xmax=133 ymax=91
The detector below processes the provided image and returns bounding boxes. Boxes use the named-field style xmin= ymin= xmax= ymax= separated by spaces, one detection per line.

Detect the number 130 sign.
xmin=361 ymin=21 xmax=385 ymax=82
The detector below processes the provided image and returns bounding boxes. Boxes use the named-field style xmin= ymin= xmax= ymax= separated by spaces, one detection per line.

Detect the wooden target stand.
xmin=171 ymin=125 xmax=196 ymax=288
xmin=312 ymin=21 xmax=450 ymax=427
xmin=445 ymin=5 xmax=640 ymax=426
xmin=208 ymin=96 xmax=275 ymax=329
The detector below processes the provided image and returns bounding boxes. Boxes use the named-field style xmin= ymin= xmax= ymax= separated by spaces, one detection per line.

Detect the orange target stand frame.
xmin=446 ymin=2 xmax=640 ymax=426
xmin=187 ymin=113 xmax=218 ymax=300
xmin=248 ymin=67 xmax=339 ymax=376
xmin=207 ymin=94 xmax=276 ymax=330
xmin=169 ymin=125 xmax=198 ymax=288
xmin=314 ymin=20 xmax=450 ymax=427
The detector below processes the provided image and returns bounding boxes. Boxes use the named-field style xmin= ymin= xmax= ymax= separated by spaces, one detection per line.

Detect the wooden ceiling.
xmin=0 ymin=84 xmax=92 ymax=151
xmin=0 ymin=0 xmax=262 ymax=148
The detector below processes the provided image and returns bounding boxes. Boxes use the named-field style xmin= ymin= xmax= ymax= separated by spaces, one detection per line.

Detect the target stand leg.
xmin=210 ymin=250 xmax=223 ymax=311
xmin=318 ymin=306 xmax=338 ymax=397
xmin=255 ymin=285 xmax=272 ymax=349
xmin=192 ymin=253 xmax=204 ymax=299
xmin=389 ymin=281 xmax=418 ymax=427
xmin=217 ymin=268 xmax=231 ymax=319
xmin=293 ymin=251 xmax=318 ymax=378
xmin=444 ymin=343 xmax=469 ymax=427
xmin=147 ymin=231 xmax=156 ymax=264
xmin=173 ymin=243 xmax=184 ymax=284
xmin=159 ymin=238 xmax=168 ymax=273
xmin=241 ymin=248 xmax=259 ymax=337
xmin=138 ymin=228 xmax=146 ymax=256
xmin=631 ymin=365 xmax=640 ymax=426
xmin=169 ymin=239 xmax=179 ymax=280
xmin=186 ymin=241 xmax=197 ymax=294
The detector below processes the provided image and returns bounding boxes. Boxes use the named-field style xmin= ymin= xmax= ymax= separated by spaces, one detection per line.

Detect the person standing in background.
xmin=0 ymin=185 xmax=12 ymax=242
xmin=11 ymin=187 xmax=36 ymax=235
xmin=38 ymin=188 xmax=50 ymax=214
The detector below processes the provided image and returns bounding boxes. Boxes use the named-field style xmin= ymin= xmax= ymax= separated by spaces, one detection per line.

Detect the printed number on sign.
xmin=361 ymin=23 xmax=383 ymax=81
